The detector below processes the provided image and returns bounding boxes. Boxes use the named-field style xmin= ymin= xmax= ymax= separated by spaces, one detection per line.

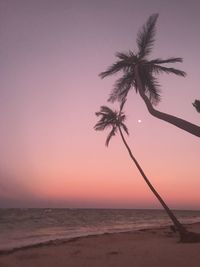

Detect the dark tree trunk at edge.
xmin=134 ymin=67 xmax=200 ymax=137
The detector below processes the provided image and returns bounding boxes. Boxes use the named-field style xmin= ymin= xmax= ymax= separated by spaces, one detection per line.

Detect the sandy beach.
xmin=0 ymin=223 xmax=200 ymax=267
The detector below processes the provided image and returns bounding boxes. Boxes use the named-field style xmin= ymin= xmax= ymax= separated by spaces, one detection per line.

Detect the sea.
xmin=0 ymin=208 xmax=200 ymax=252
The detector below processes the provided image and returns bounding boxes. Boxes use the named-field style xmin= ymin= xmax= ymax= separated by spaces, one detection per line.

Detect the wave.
xmin=0 ymin=208 xmax=200 ymax=252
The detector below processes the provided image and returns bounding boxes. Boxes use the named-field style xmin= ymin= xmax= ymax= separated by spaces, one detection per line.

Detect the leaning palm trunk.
xmin=118 ymin=126 xmax=189 ymax=240
xmin=95 ymin=104 xmax=200 ymax=242
xmin=133 ymin=67 xmax=200 ymax=241
xmin=134 ymin=66 xmax=200 ymax=137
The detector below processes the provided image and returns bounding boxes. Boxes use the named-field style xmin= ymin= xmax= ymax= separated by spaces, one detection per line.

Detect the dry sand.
xmin=0 ymin=223 xmax=200 ymax=267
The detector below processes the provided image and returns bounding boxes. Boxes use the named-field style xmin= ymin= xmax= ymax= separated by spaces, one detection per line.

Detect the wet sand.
xmin=0 ymin=223 xmax=200 ymax=267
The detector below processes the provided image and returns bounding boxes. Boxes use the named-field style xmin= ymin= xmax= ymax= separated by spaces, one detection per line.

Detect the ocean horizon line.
xmin=1 ymin=207 xmax=200 ymax=211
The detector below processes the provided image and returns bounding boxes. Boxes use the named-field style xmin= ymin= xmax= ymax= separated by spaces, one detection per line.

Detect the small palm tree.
xmin=94 ymin=102 xmax=194 ymax=242
xmin=99 ymin=14 xmax=200 ymax=137
xmin=193 ymin=99 xmax=200 ymax=113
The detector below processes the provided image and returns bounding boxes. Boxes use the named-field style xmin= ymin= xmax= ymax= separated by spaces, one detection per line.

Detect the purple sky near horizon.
xmin=0 ymin=0 xmax=200 ymax=209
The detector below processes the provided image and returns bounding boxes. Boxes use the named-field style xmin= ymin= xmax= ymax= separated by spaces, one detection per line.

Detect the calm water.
xmin=0 ymin=208 xmax=200 ymax=251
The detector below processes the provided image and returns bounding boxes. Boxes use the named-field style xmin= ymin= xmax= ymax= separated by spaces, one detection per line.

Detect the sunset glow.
xmin=1 ymin=0 xmax=200 ymax=209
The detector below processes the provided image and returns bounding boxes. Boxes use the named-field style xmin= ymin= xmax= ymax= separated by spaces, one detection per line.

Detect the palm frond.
xmin=97 ymin=106 xmax=114 ymax=115
xmin=100 ymin=51 xmax=137 ymax=79
xmin=105 ymin=126 xmax=117 ymax=146
xmin=137 ymin=13 xmax=159 ymax=59
xmin=116 ymin=51 xmax=137 ymax=62
xmin=94 ymin=122 xmax=105 ymax=131
xmin=151 ymin=65 xmax=186 ymax=77
xmin=119 ymin=98 xmax=127 ymax=113
xmin=94 ymin=106 xmax=117 ymax=131
xmin=149 ymin=57 xmax=183 ymax=64
xmin=139 ymin=67 xmax=161 ymax=105
xmin=146 ymin=79 xmax=161 ymax=105
xmin=193 ymin=99 xmax=200 ymax=113
xmin=121 ymin=122 xmax=129 ymax=135
xmin=94 ymin=119 xmax=111 ymax=131
xmin=99 ymin=60 xmax=129 ymax=79
xmin=108 ymin=72 xmax=135 ymax=102
xmin=118 ymin=112 xmax=127 ymax=127
xmin=115 ymin=51 xmax=131 ymax=61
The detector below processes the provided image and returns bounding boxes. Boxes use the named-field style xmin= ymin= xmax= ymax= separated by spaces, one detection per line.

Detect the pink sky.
xmin=0 ymin=0 xmax=200 ymax=209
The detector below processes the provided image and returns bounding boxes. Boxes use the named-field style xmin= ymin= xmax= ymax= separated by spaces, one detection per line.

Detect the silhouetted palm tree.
xmin=193 ymin=100 xmax=200 ymax=113
xmin=99 ymin=14 xmax=200 ymax=137
xmin=94 ymin=102 xmax=194 ymax=242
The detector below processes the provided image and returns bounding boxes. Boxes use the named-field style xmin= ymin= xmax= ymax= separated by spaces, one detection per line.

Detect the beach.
xmin=1 ymin=222 xmax=200 ymax=267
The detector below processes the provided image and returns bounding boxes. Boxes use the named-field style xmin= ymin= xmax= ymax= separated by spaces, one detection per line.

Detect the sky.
xmin=0 ymin=0 xmax=200 ymax=209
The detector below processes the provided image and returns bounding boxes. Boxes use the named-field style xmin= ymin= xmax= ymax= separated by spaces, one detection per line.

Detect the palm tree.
xmin=99 ymin=14 xmax=200 ymax=137
xmin=193 ymin=99 xmax=200 ymax=113
xmin=94 ymin=102 xmax=200 ymax=242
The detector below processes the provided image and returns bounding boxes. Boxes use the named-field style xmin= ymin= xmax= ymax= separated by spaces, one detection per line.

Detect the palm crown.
xmin=99 ymin=13 xmax=186 ymax=105
xmin=94 ymin=102 xmax=129 ymax=146
xmin=193 ymin=99 xmax=200 ymax=113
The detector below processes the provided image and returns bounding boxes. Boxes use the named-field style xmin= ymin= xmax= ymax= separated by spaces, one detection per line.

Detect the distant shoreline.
xmin=1 ymin=207 xmax=200 ymax=211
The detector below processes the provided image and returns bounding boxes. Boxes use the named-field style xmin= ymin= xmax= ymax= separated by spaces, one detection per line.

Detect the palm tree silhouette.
xmin=94 ymin=101 xmax=200 ymax=242
xmin=99 ymin=14 xmax=200 ymax=137
xmin=193 ymin=100 xmax=200 ymax=113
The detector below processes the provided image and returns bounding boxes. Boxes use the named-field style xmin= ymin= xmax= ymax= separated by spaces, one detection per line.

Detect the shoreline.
xmin=1 ymin=208 xmax=200 ymax=255
xmin=0 ymin=224 xmax=178 ymax=255
xmin=1 ymin=221 xmax=200 ymax=255
xmin=1 ymin=222 xmax=200 ymax=267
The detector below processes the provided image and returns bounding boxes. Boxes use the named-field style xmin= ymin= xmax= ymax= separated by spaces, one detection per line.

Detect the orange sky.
xmin=0 ymin=0 xmax=200 ymax=209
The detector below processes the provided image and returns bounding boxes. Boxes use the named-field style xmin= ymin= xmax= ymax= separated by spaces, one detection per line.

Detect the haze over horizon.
xmin=1 ymin=0 xmax=200 ymax=209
